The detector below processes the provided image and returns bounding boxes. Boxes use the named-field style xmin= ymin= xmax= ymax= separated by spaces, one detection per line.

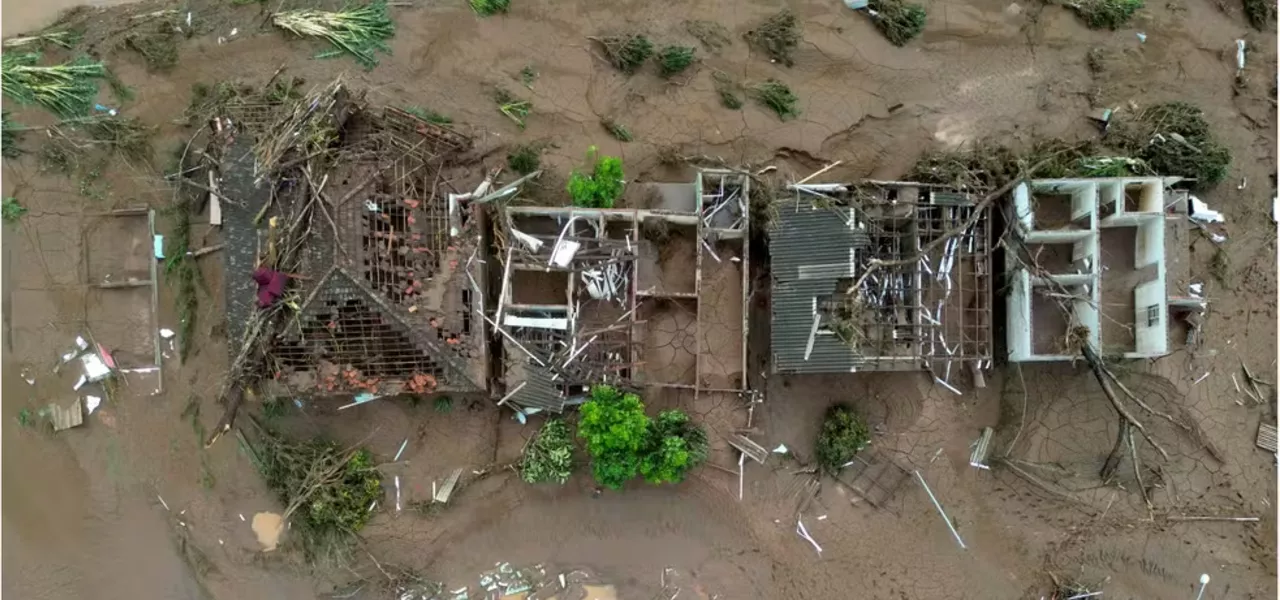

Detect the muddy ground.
xmin=2 ymin=0 xmax=1277 ymax=598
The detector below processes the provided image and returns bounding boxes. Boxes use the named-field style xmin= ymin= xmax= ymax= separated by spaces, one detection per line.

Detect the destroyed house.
xmin=493 ymin=170 xmax=751 ymax=414
xmin=772 ymin=181 xmax=993 ymax=384
xmin=221 ymin=99 xmax=489 ymax=396
xmin=1005 ymin=177 xmax=1195 ymax=361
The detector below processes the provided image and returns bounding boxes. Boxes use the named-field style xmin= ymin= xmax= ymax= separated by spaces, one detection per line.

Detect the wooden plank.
xmin=1256 ymin=423 xmax=1277 ymax=453
xmin=969 ymin=427 xmax=993 ymax=469
xmin=727 ymin=433 xmax=768 ymax=464
xmin=433 ymin=467 xmax=464 ymax=503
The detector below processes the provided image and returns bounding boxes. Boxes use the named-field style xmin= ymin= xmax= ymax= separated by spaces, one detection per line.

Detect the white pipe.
xmin=914 ymin=470 xmax=966 ymax=550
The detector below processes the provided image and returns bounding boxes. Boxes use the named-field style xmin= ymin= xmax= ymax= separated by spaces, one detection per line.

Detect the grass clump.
xmin=272 ymin=0 xmax=395 ymax=69
xmin=164 ymin=198 xmax=200 ymax=360
xmin=3 ymin=111 xmax=23 ymax=158
xmin=1069 ymin=0 xmax=1143 ymax=30
xmin=656 ymin=45 xmax=696 ymax=78
xmin=2 ymin=28 xmax=82 ymax=50
xmin=494 ymin=87 xmax=531 ymax=128
xmin=1243 ymin=0 xmax=1275 ymax=29
xmin=568 ymin=147 xmax=624 ymax=208
xmin=507 ymin=143 xmax=543 ymax=174
xmin=404 ymin=105 xmax=452 ymax=124
xmin=815 ymin=404 xmax=870 ymax=473
xmin=3 ymin=197 xmax=28 ymax=223
xmin=752 ymin=79 xmax=799 ymax=121
xmin=868 ymin=0 xmax=928 ymax=46
xmin=470 ymin=0 xmax=511 ymax=16
xmin=521 ymin=419 xmax=574 ymax=484
xmin=594 ymin=33 xmax=654 ymax=75
xmin=1 ymin=53 xmax=105 ymax=118
xmin=684 ymin=20 xmax=731 ymax=52
xmin=433 ymin=396 xmax=453 ymax=413
xmin=601 ymin=118 xmax=633 ymax=142
xmin=1110 ymin=101 xmax=1231 ymax=188
xmin=746 ymin=10 xmax=801 ymax=67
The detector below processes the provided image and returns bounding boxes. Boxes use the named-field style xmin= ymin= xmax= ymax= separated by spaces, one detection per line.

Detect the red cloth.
xmin=252 ymin=268 xmax=287 ymax=308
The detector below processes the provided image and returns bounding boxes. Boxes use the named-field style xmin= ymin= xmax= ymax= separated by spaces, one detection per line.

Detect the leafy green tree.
xmin=567 ymin=147 xmax=624 ymax=208
xmin=521 ymin=418 xmax=574 ymax=484
xmin=640 ymin=410 xmax=708 ymax=484
xmin=578 ymin=385 xmax=650 ymax=489
xmin=815 ymin=404 xmax=870 ymax=473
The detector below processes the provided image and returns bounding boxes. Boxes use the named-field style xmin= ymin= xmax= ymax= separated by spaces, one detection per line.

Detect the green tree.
xmin=567 ymin=147 xmax=624 ymax=208
xmin=578 ymin=385 xmax=650 ymax=489
xmin=640 ymin=410 xmax=708 ymax=484
xmin=815 ymin=404 xmax=870 ymax=473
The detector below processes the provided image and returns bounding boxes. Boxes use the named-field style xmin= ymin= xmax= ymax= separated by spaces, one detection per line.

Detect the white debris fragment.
xmin=73 ymin=374 xmax=88 ymax=391
xmin=158 ymin=495 xmax=170 ymax=511
xmin=1210 ymin=233 xmax=1227 ymax=244
xmin=817 ymin=514 xmax=828 ymax=521
xmin=1189 ymin=282 xmax=1203 ymax=297
xmin=394 ymin=476 xmax=402 ymax=512
xmin=1236 ymin=39 xmax=1246 ymax=72
xmin=796 ymin=518 xmax=823 ymax=555
xmin=159 ymin=328 xmax=176 ymax=339
xmin=85 ymin=395 xmax=102 ymax=414
xmin=394 ymin=438 xmax=409 ymax=462
xmin=772 ymin=444 xmax=789 ymax=454
xmin=1272 ymin=196 xmax=1279 ymax=223
xmin=239 ymin=513 xmax=245 ymax=522
xmin=1189 ymin=196 xmax=1225 ymax=224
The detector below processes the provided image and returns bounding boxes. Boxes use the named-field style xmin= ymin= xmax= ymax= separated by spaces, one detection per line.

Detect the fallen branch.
xmin=1082 ymin=343 xmax=1170 ymax=462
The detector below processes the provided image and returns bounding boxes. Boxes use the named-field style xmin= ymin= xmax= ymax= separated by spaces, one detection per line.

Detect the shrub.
xmin=601 ymin=118 xmax=633 ymax=142
xmin=578 ymin=385 xmax=650 ymax=489
xmin=595 ymin=33 xmax=654 ymax=74
xmin=3 ymin=197 xmax=27 ymax=223
xmin=507 ymin=143 xmax=542 ymax=174
xmin=470 ymin=0 xmax=510 ymax=16
xmin=521 ymin=418 xmax=575 ymax=484
xmin=567 ymin=147 xmax=624 ymax=208
xmin=814 ymin=404 xmax=870 ymax=472
xmin=1110 ymin=101 xmax=1231 ymax=188
xmin=752 ymin=79 xmax=799 ymax=121
xmin=746 ymin=10 xmax=801 ymax=67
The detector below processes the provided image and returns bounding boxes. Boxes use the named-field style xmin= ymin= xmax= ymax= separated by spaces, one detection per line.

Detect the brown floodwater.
xmin=2 ymin=0 xmax=139 ymax=36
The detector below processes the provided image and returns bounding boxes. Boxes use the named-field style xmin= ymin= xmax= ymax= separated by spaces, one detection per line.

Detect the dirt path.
xmin=2 ymin=0 xmax=1275 ymax=598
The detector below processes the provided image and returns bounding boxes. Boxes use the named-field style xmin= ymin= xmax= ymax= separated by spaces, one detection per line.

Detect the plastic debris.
xmin=1189 ymin=282 xmax=1203 ymax=297
xmin=1272 ymin=196 xmax=1278 ymax=223
xmin=796 ymin=517 xmax=823 ymax=554
xmin=394 ymin=475 xmax=401 ymax=512
xmin=843 ymin=0 xmax=869 ymax=8
xmin=72 ymin=374 xmax=88 ymax=391
xmin=772 ymin=443 xmax=789 ymax=454
xmin=337 ymin=392 xmax=383 ymax=410
xmin=1189 ymin=196 xmax=1225 ymax=224
xmin=158 ymin=495 xmax=170 ymax=511
xmin=159 ymin=328 xmax=176 ymax=339
xmin=81 ymin=352 xmax=112 ymax=383
xmin=153 ymin=234 xmax=165 ymax=259
xmin=364 ymin=199 xmax=380 ymax=212
xmin=21 ymin=367 xmax=35 ymax=385
xmin=1236 ymin=39 xmax=1246 ymax=72
xmin=394 ymin=438 xmax=409 ymax=461
xmin=85 ymin=395 xmax=102 ymax=414
xmin=93 ymin=103 xmax=118 ymax=116
xmin=1136 ymin=32 xmax=1147 ymax=43
xmin=239 ymin=513 xmax=245 ymax=521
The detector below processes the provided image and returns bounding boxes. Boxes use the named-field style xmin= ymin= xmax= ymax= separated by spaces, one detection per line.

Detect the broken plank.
xmin=1256 ymin=422 xmax=1277 ymax=453
xmin=727 ymin=433 xmax=768 ymax=464
xmin=433 ymin=467 xmax=464 ymax=503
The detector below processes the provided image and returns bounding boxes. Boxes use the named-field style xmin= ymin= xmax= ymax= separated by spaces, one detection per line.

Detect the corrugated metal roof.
xmin=508 ymin=362 xmax=566 ymax=412
xmin=771 ymin=199 xmax=864 ymax=373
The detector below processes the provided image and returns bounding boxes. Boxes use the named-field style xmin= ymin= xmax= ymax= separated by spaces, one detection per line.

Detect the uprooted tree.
xmin=520 ymin=418 xmax=575 ymax=484
xmin=577 ymin=385 xmax=709 ymax=489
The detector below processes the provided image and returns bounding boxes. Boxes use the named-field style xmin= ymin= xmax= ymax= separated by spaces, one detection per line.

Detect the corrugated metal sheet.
xmin=508 ymin=362 xmax=566 ymax=412
xmin=771 ymin=199 xmax=864 ymax=373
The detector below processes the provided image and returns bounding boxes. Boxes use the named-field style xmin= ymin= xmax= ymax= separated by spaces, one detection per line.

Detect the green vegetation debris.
xmin=3 ymin=111 xmax=23 ymax=158
xmin=908 ymin=139 xmax=1099 ymax=192
xmin=103 ymin=67 xmax=135 ymax=103
xmin=126 ymin=21 xmax=181 ymax=71
xmin=1069 ymin=0 xmax=1143 ymax=30
xmin=84 ymin=116 xmax=154 ymax=165
xmin=578 ymin=386 xmax=708 ymax=489
xmin=184 ymin=81 xmax=250 ymax=126
xmin=470 ymin=0 xmax=511 ymax=17
xmin=404 ymin=105 xmax=452 ymax=124
xmin=601 ymin=117 xmax=633 ymax=142
xmin=521 ymin=419 xmax=574 ymax=484
xmin=868 ymin=0 xmax=928 ymax=46
xmin=3 ymin=197 xmax=28 ymax=223
xmin=520 ymin=65 xmax=537 ymax=87
xmin=684 ymin=20 xmax=731 ymax=52
xmin=433 ymin=396 xmax=453 ymax=413
xmin=752 ymin=79 xmax=799 ymax=121
xmin=713 ymin=71 xmax=743 ymax=109
xmin=164 ymin=197 xmax=200 ymax=360
xmin=272 ymin=1 xmax=395 ymax=69
xmin=656 ymin=45 xmax=696 ymax=78
xmin=1244 ymin=0 xmax=1276 ymax=29
xmin=746 ymin=10 xmax=801 ymax=67
xmin=265 ymin=76 xmax=306 ymax=104
xmin=1 ymin=53 xmax=105 ymax=118
xmin=507 ymin=143 xmax=543 ymax=175
xmin=1109 ymin=101 xmax=1231 ymax=188
xmin=1210 ymin=246 xmax=1230 ymax=285
xmin=494 ymin=87 xmax=531 ymax=128
xmin=568 ymin=147 xmax=624 ymax=208
xmin=594 ymin=33 xmax=654 ymax=75
xmin=248 ymin=421 xmax=382 ymax=563
xmin=2 ymin=28 xmax=82 ymax=50
xmin=815 ymin=404 xmax=870 ymax=473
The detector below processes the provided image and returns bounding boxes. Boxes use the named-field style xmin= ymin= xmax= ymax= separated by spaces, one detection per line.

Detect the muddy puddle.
xmin=2 ymin=0 xmax=140 ymax=36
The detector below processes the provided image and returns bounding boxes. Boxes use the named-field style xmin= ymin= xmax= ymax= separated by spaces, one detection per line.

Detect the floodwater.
xmin=2 ymin=0 xmax=138 ymax=36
